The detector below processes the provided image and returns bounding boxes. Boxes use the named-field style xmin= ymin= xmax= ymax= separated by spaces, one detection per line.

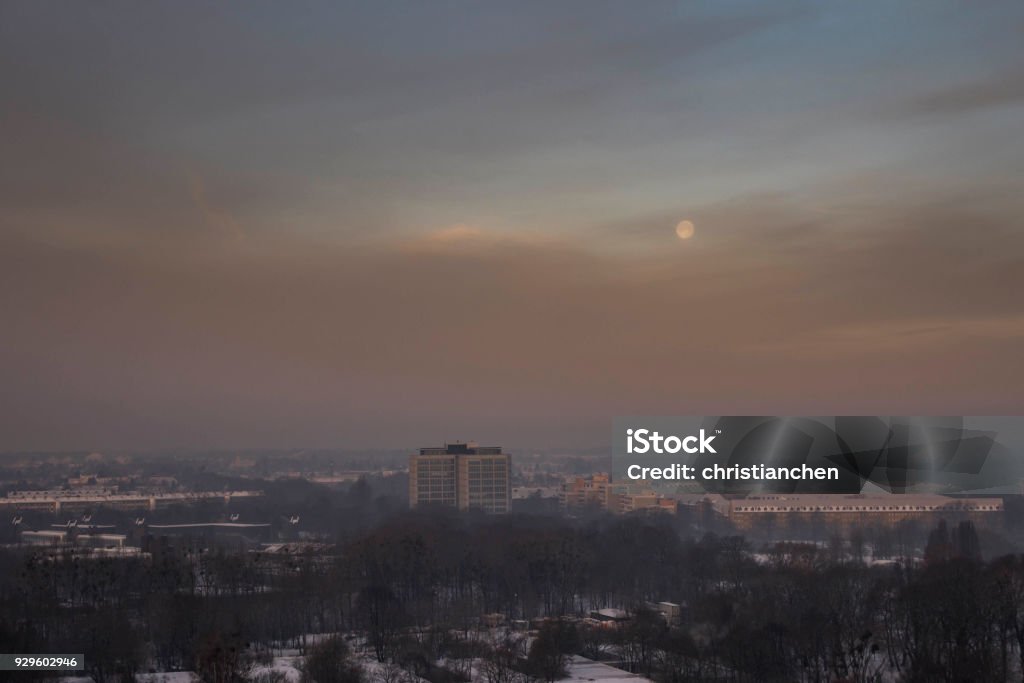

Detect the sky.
xmin=1 ymin=1 xmax=1023 ymax=451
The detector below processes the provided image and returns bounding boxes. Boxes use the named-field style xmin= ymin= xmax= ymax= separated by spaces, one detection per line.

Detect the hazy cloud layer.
xmin=2 ymin=2 xmax=1023 ymax=449
xmin=3 ymin=187 xmax=1021 ymax=450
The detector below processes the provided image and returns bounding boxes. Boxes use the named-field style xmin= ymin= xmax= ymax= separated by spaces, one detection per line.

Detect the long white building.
xmin=2 ymin=489 xmax=263 ymax=513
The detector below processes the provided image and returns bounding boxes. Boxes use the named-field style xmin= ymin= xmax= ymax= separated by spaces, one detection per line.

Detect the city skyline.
xmin=2 ymin=2 xmax=1023 ymax=450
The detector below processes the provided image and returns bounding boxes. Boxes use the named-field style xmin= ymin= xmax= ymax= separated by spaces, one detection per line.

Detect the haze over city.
xmin=2 ymin=2 xmax=1023 ymax=450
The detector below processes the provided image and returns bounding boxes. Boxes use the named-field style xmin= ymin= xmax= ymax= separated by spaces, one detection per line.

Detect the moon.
xmin=675 ymin=220 xmax=695 ymax=240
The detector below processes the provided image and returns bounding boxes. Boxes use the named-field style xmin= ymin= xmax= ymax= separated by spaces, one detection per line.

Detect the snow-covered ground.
xmin=248 ymin=656 xmax=302 ymax=683
xmin=360 ymin=657 xmax=430 ymax=682
xmin=562 ymin=656 xmax=653 ymax=682
xmin=57 ymin=635 xmax=649 ymax=683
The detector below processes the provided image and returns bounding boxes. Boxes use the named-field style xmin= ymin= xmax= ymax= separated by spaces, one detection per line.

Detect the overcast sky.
xmin=2 ymin=1 xmax=1023 ymax=451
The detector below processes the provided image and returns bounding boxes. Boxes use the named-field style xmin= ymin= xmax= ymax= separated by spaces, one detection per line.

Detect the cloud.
xmin=3 ymin=3 xmax=1024 ymax=449
xmin=1 ymin=185 xmax=1022 ymax=449
xmin=904 ymin=69 xmax=1024 ymax=117
xmin=188 ymin=174 xmax=246 ymax=243
xmin=402 ymin=225 xmax=560 ymax=256
xmin=419 ymin=224 xmax=485 ymax=245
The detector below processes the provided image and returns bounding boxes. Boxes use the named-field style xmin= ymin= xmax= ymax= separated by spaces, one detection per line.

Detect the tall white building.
xmin=409 ymin=442 xmax=511 ymax=514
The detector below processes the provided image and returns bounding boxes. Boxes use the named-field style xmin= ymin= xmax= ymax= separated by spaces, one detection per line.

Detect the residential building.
xmin=409 ymin=442 xmax=511 ymax=514
xmin=561 ymin=473 xmax=677 ymax=514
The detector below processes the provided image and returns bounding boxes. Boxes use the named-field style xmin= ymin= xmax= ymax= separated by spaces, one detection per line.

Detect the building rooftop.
xmin=418 ymin=441 xmax=503 ymax=455
xmin=730 ymin=493 xmax=1003 ymax=513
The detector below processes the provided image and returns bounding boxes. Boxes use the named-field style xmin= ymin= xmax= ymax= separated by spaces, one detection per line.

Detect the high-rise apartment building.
xmin=409 ymin=442 xmax=511 ymax=514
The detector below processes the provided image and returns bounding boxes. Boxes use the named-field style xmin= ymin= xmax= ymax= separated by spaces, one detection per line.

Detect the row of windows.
xmin=417 ymin=480 xmax=506 ymax=489
xmin=733 ymin=505 xmax=1001 ymax=512
xmin=468 ymin=504 xmax=508 ymax=513
xmin=418 ymin=476 xmax=506 ymax=484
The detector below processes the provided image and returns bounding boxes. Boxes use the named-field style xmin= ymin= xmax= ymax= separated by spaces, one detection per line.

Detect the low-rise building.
xmin=562 ymin=474 xmax=677 ymax=514
xmin=728 ymin=493 xmax=1003 ymax=530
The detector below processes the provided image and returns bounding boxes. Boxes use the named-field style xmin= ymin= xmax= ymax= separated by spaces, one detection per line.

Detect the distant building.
xmin=1 ymin=489 xmax=262 ymax=513
xmin=561 ymin=473 xmax=677 ymax=514
xmin=565 ymin=656 xmax=654 ymax=682
xmin=653 ymin=601 xmax=683 ymax=625
xmin=409 ymin=442 xmax=511 ymax=514
xmin=561 ymin=473 xmax=620 ymax=510
xmin=20 ymin=529 xmax=127 ymax=550
xmin=21 ymin=529 xmax=69 ymax=546
xmin=511 ymin=486 xmax=561 ymax=500
xmin=620 ymin=492 xmax=678 ymax=514
xmin=728 ymin=493 xmax=1003 ymax=529
xmin=589 ymin=607 xmax=630 ymax=624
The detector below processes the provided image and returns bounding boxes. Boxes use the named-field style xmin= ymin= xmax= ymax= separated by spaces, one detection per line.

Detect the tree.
xmin=195 ymin=629 xmax=248 ymax=683
xmin=376 ymin=661 xmax=407 ymax=683
xmin=82 ymin=607 xmax=144 ymax=683
xmin=480 ymin=632 xmax=527 ymax=683
xmin=952 ymin=521 xmax=981 ymax=562
xmin=924 ymin=520 xmax=951 ymax=565
xmin=526 ymin=621 xmax=576 ymax=682
xmin=356 ymin=584 xmax=404 ymax=662
xmin=620 ymin=606 xmax=666 ymax=676
xmin=302 ymin=636 xmax=364 ymax=683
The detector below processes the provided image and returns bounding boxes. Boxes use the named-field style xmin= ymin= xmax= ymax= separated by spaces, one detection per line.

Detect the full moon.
xmin=675 ymin=220 xmax=695 ymax=240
